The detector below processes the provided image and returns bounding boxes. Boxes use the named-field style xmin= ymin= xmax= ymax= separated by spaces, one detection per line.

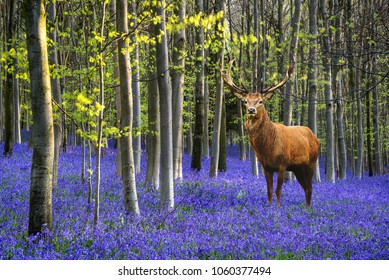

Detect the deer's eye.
xmin=258 ymin=100 xmax=263 ymax=105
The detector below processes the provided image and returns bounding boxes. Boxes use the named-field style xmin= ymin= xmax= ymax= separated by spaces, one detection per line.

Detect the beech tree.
xmin=319 ymin=0 xmax=335 ymax=183
xmin=117 ymin=0 xmax=140 ymax=216
xmin=154 ymin=0 xmax=174 ymax=211
xmin=171 ymin=0 xmax=186 ymax=180
xmin=48 ymin=0 xmax=63 ymax=187
xmin=23 ymin=0 xmax=54 ymax=235
xmin=308 ymin=0 xmax=321 ymax=183
xmin=209 ymin=0 xmax=226 ymax=178
xmin=191 ymin=0 xmax=205 ymax=171
xmin=3 ymin=0 xmax=17 ymax=157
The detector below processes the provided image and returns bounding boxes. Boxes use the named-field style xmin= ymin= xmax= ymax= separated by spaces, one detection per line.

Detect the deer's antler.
xmin=221 ymin=60 xmax=250 ymax=100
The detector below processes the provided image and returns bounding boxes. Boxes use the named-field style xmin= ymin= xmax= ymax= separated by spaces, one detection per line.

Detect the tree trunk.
xmin=129 ymin=0 xmax=142 ymax=174
xmin=371 ymin=20 xmax=382 ymax=175
xmin=308 ymin=0 xmax=320 ymax=183
xmin=210 ymin=0 xmax=226 ymax=178
xmin=251 ymin=0 xmax=259 ymax=177
xmin=319 ymin=0 xmax=335 ymax=183
xmin=94 ymin=3 xmax=106 ymax=225
xmin=218 ymin=100 xmax=227 ymax=172
xmin=345 ymin=0 xmax=356 ymax=175
xmin=116 ymin=0 xmax=140 ymax=216
xmin=4 ymin=0 xmax=17 ymax=157
xmin=171 ymin=0 xmax=186 ymax=180
xmin=48 ymin=1 xmax=63 ymax=187
xmin=23 ymin=0 xmax=54 ymax=235
xmin=145 ymin=26 xmax=161 ymax=191
xmin=154 ymin=0 xmax=174 ymax=212
xmin=110 ymin=0 xmax=122 ymax=178
xmin=336 ymin=71 xmax=347 ymax=179
xmin=202 ymin=72 xmax=210 ymax=158
xmin=283 ymin=0 xmax=301 ymax=181
xmin=191 ymin=0 xmax=205 ymax=171
xmin=283 ymin=0 xmax=301 ymax=126
xmin=232 ymin=1 xmax=246 ymax=161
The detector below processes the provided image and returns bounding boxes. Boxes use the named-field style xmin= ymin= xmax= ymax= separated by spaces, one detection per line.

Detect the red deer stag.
xmin=222 ymin=60 xmax=320 ymax=207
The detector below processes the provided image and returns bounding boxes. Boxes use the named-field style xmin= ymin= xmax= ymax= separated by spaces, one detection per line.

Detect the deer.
xmin=222 ymin=60 xmax=320 ymax=207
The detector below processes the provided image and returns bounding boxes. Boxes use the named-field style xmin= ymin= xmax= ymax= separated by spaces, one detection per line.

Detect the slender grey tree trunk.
xmin=250 ymin=0 xmax=259 ymax=177
xmin=320 ymin=0 xmax=335 ymax=183
xmin=23 ymin=0 xmax=54 ymax=235
xmin=145 ymin=26 xmax=160 ymax=191
xmin=191 ymin=0 xmax=205 ymax=171
xmin=154 ymin=0 xmax=174 ymax=212
xmin=308 ymin=0 xmax=321 ymax=183
xmin=117 ymin=0 xmax=140 ymax=216
xmin=129 ymin=0 xmax=142 ymax=174
xmin=283 ymin=0 xmax=301 ymax=126
xmin=283 ymin=0 xmax=301 ymax=181
xmin=48 ymin=1 xmax=63 ymax=187
xmin=94 ymin=3 xmax=106 ymax=225
xmin=172 ymin=0 xmax=186 ymax=180
xmin=336 ymin=72 xmax=347 ymax=179
xmin=371 ymin=21 xmax=382 ymax=175
xmin=210 ymin=0 xmax=226 ymax=177
xmin=202 ymin=73 xmax=210 ymax=159
xmin=345 ymin=1 xmax=355 ymax=175
xmin=4 ymin=0 xmax=17 ymax=156
xmin=110 ymin=0 xmax=122 ymax=178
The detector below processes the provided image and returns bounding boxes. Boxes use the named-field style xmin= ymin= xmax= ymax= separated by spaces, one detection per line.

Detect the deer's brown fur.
xmin=222 ymin=61 xmax=320 ymax=206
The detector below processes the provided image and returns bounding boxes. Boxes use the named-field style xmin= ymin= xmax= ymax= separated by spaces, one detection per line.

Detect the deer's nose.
xmin=247 ymin=107 xmax=256 ymax=115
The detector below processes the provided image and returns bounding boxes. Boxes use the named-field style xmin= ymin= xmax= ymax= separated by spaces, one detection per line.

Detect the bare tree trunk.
xmin=371 ymin=19 xmax=382 ymax=175
xmin=145 ymin=25 xmax=160 ymax=191
xmin=110 ymin=0 xmax=122 ymax=178
xmin=308 ymin=0 xmax=320 ymax=183
xmin=232 ymin=0 xmax=246 ymax=161
xmin=48 ymin=1 xmax=63 ymax=187
xmin=283 ymin=0 xmax=301 ymax=181
xmin=145 ymin=74 xmax=160 ymax=190
xmin=191 ymin=0 xmax=205 ymax=171
xmin=13 ymin=3 xmax=21 ymax=145
xmin=345 ymin=0 xmax=356 ymax=175
xmin=23 ymin=0 xmax=54 ymax=235
xmin=210 ymin=0 xmax=226 ymax=178
xmin=117 ymin=0 xmax=140 ymax=216
xmin=94 ymin=3 xmax=107 ymax=225
xmin=218 ymin=100 xmax=227 ymax=172
xmin=172 ymin=0 xmax=186 ymax=180
xmin=320 ymin=0 xmax=335 ymax=182
xmin=154 ymin=0 xmax=174 ymax=212
xmin=4 ymin=0 xmax=17 ymax=156
xmin=185 ymin=95 xmax=193 ymax=155
xmin=129 ymin=0 xmax=142 ymax=174
xmin=365 ymin=71 xmax=373 ymax=177
xmin=251 ymin=0 xmax=259 ymax=177
xmin=14 ymin=55 xmax=21 ymax=144
xmin=283 ymin=0 xmax=301 ymax=126
xmin=336 ymin=71 xmax=347 ymax=179
xmin=202 ymin=72 xmax=210 ymax=159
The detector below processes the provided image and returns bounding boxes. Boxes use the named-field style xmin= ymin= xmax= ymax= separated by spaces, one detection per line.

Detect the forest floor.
xmin=1 ymin=143 xmax=388 ymax=259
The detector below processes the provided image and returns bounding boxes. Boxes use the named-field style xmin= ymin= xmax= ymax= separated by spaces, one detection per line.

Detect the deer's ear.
xmin=233 ymin=91 xmax=247 ymax=101
xmin=262 ymin=90 xmax=275 ymax=101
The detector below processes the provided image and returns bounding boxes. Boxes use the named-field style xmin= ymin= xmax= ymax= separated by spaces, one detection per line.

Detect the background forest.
xmin=0 ymin=0 xmax=388 ymax=260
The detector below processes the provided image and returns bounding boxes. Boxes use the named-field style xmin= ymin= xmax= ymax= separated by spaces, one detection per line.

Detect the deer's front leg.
xmin=264 ymin=169 xmax=273 ymax=204
xmin=276 ymin=168 xmax=286 ymax=207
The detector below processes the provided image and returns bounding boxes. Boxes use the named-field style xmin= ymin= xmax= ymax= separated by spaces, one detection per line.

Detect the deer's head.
xmin=221 ymin=60 xmax=294 ymax=116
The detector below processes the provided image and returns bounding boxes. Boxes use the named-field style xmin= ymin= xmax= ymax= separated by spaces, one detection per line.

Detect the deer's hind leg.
xmin=293 ymin=167 xmax=313 ymax=207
